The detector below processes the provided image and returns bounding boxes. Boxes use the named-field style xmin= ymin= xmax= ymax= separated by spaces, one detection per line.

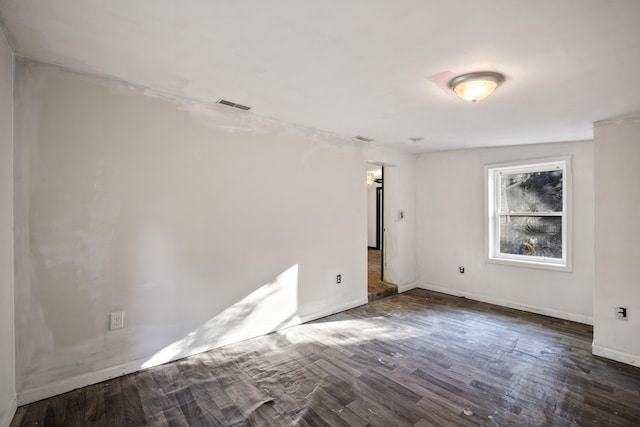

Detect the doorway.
xmin=366 ymin=163 xmax=397 ymax=301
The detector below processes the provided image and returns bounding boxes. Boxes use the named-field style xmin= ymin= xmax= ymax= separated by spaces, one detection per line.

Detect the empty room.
xmin=1 ymin=1 xmax=640 ymax=426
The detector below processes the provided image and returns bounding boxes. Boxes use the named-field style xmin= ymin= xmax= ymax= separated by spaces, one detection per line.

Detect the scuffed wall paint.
xmin=0 ymin=26 xmax=16 ymax=427
xmin=12 ymin=60 xmax=420 ymax=398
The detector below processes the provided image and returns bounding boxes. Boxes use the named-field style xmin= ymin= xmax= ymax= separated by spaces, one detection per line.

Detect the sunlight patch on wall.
xmin=142 ymin=264 xmax=299 ymax=369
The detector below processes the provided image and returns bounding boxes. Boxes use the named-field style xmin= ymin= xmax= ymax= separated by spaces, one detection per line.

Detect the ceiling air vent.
xmin=216 ymin=99 xmax=251 ymax=111
xmin=353 ymin=135 xmax=374 ymax=142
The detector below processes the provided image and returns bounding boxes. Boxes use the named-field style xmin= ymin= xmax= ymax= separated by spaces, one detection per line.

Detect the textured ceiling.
xmin=2 ymin=0 xmax=640 ymax=152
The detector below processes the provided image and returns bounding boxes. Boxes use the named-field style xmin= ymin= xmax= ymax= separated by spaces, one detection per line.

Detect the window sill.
xmin=486 ymin=256 xmax=572 ymax=273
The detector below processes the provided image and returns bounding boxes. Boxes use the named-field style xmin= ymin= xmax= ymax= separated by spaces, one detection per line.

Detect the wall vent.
xmin=353 ymin=135 xmax=374 ymax=142
xmin=216 ymin=99 xmax=252 ymax=111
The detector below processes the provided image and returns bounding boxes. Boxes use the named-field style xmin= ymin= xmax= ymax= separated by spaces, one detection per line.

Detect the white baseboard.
xmin=416 ymin=282 xmax=593 ymax=325
xmin=397 ymin=281 xmax=418 ymax=293
xmin=297 ymin=297 xmax=368 ymax=323
xmin=18 ymin=357 xmax=151 ymax=405
xmin=592 ymin=344 xmax=640 ymax=368
xmin=1 ymin=396 xmax=17 ymax=427
xmin=18 ymin=296 xmax=368 ymax=406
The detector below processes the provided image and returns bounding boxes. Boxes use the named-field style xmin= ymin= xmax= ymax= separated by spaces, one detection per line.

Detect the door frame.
xmin=380 ymin=168 xmax=384 ymax=279
xmin=375 ymin=186 xmax=383 ymax=250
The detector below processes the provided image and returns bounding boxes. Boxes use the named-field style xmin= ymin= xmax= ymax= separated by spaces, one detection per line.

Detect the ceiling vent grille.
xmin=216 ymin=99 xmax=251 ymax=111
xmin=353 ymin=135 xmax=374 ymax=142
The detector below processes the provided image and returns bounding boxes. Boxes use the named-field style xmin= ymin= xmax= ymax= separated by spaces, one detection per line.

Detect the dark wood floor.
xmin=367 ymin=248 xmax=397 ymax=301
xmin=11 ymin=289 xmax=640 ymax=426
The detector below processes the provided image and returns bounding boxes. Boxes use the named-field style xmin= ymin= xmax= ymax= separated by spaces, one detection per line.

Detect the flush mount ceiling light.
xmin=449 ymin=71 xmax=505 ymax=103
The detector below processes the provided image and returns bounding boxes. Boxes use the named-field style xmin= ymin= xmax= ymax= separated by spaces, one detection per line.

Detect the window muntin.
xmin=487 ymin=158 xmax=570 ymax=270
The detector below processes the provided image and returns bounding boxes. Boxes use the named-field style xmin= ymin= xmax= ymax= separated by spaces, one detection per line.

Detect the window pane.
xmin=499 ymin=170 xmax=563 ymax=213
xmin=499 ymin=216 xmax=562 ymax=258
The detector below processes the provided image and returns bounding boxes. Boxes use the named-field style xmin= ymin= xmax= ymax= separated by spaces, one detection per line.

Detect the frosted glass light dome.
xmin=449 ymin=71 xmax=505 ymax=102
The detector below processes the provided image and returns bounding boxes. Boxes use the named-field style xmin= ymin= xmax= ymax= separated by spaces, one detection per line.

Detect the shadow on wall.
xmin=141 ymin=264 xmax=300 ymax=369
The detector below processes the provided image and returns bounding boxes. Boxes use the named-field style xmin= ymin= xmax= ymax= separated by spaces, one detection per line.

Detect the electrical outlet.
xmin=109 ymin=311 xmax=125 ymax=330
xmin=615 ymin=307 xmax=628 ymax=320
xmin=336 ymin=274 xmax=341 ymax=284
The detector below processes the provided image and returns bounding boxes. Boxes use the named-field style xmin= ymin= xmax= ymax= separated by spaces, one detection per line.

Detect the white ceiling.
xmin=2 ymin=0 xmax=640 ymax=153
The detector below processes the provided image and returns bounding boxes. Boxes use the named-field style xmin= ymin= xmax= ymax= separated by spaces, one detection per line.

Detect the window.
xmin=486 ymin=157 xmax=571 ymax=271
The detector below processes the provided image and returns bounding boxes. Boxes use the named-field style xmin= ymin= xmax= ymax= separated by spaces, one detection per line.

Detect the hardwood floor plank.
xmin=44 ymin=389 xmax=68 ymax=426
xmin=63 ymin=388 xmax=87 ymax=427
xmin=16 ymin=397 xmax=51 ymax=427
xmin=345 ymin=399 xmax=413 ymax=427
xmin=317 ymin=376 xmax=356 ymax=408
xmin=119 ymin=374 xmax=149 ymax=426
xmin=11 ymin=289 xmax=640 ymax=426
xmin=84 ymin=383 xmax=106 ymax=426
xmin=103 ymin=379 xmax=125 ymax=427
xmin=134 ymin=371 xmax=170 ymax=425
xmin=353 ymin=374 xmax=422 ymax=425
xmin=10 ymin=406 xmax=27 ymax=426
xmin=297 ymin=385 xmax=354 ymax=427
xmin=367 ymin=248 xmax=397 ymax=301
xmin=360 ymin=368 xmax=422 ymax=403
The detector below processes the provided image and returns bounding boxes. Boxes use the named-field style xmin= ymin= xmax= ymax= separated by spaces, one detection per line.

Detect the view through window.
xmin=487 ymin=157 xmax=570 ymax=270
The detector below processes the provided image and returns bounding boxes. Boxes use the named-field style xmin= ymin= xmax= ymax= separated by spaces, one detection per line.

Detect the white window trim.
xmin=484 ymin=155 xmax=573 ymax=272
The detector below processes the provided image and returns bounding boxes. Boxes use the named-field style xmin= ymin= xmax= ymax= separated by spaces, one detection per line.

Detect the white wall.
xmin=0 ymin=28 xmax=16 ymax=427
xmin=12 ymin=60 xmax=416 ymax=403
xmin=592 ymin=119 xmax=640 ymax=367
xmin=416 ymin=141 xmax=594 ymax=323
